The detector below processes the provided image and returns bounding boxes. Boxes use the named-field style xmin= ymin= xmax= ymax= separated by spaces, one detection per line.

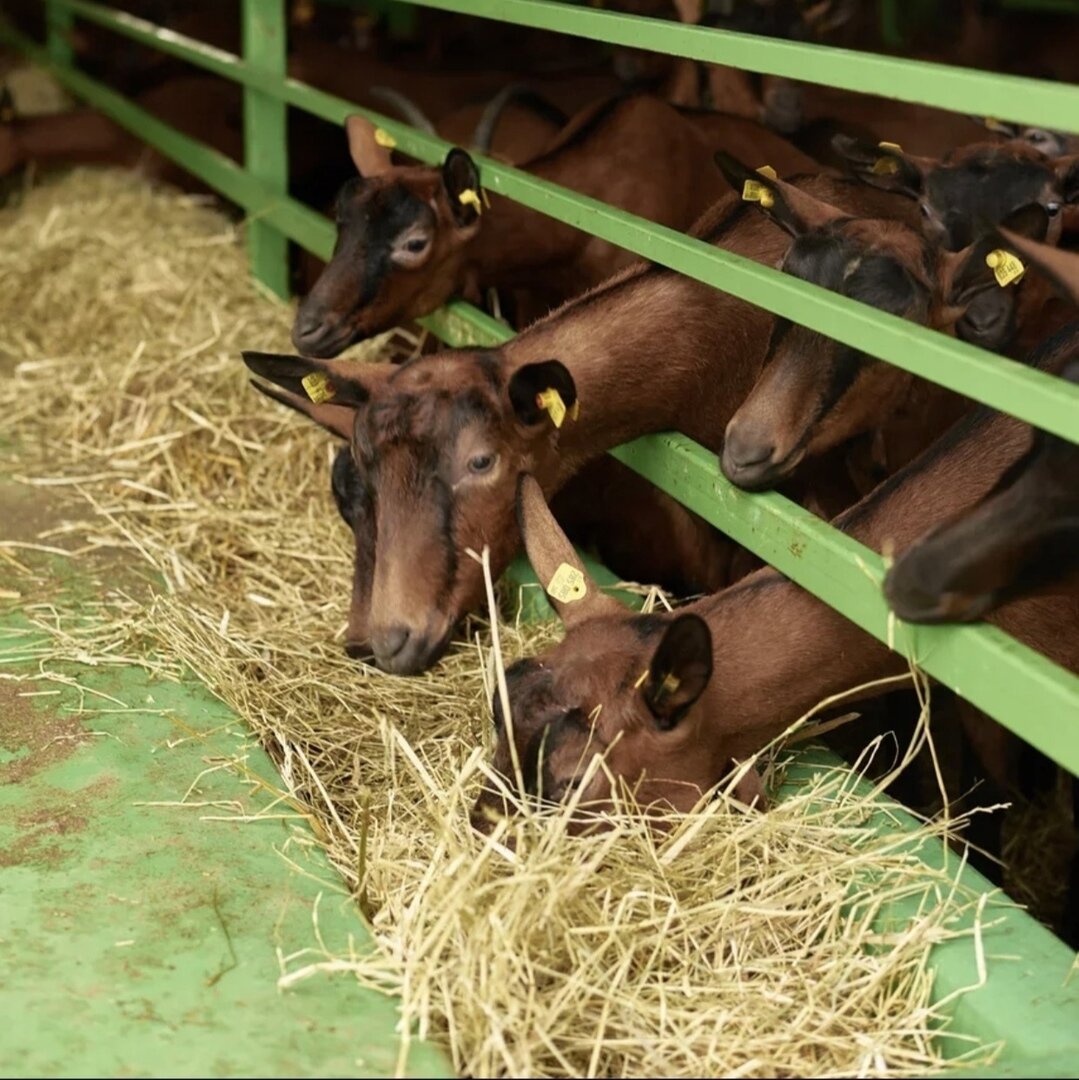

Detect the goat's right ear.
xmin=345 ymin=114 xmax=394 ymax=177
xmin=715 ymin=151 xmax=847 ymax=237
xmin=507 ymin=359 xmax=578 ymax=427
xmin=830 ymin=134 xmax=930 ymax=198
xmin=249 ymin=380 xmax=357 ymax=440
xmin=241 ymin=352 xmax=390 ymax=435
xmin=640 ymin=614 xmax=713 ymax=731
xmin=516 ymin=474 xmax=622 ymax=628
xmin=945 ymin=203 xmax=1050 ymax=305
xmin=441 ymin=148 xmax=482 ymax=229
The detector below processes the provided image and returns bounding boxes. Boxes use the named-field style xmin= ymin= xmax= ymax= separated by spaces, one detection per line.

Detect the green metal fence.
xmin=4 ymin=0 xmax=1079 ymax=1065
xmin=7 ymin=0 xmax=1074 ymax=773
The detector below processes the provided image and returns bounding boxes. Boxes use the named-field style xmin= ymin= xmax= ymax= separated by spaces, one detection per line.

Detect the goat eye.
xmin=405 ymin=236 xmax=428 ymax=253
xmin=468 ymin=452 xmax=497 ymax=475
xmin=1047 ymin=202 xmax=1062 ymax=217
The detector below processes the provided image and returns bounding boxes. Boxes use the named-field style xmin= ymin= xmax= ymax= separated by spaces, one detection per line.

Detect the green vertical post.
xmin=878 ymin=0 xmax=902 ymax=47
xmin=242 ymin=0 xmax=289 ymax=299
xmin=45 ymin=0 xmax=74 ymax=65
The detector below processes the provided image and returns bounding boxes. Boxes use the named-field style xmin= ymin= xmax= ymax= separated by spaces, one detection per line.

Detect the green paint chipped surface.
xmin=0 ymin=563 xmax=448 ymax=1079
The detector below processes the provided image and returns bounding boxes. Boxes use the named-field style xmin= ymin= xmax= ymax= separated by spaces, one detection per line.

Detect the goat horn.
xmin=369 ymin=86 xmax=436 ymax=136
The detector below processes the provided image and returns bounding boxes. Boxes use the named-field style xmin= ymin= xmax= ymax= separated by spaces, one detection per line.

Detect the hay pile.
xmin=0 ymin=167 xmax=997 ymax=1077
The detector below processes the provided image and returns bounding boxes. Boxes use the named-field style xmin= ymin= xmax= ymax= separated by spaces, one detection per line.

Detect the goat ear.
xmin=830 ymin=134 xmax=929 ymax=198
xmin=945 ymin=203 xmax=1050 ymax=305
xmin=997 ymin=226 xmax=1079 ymax=307
xmin=507 ymin=359 xmax=578 ymax=427
xmin=249 ymin=379 xmax=357 ymax=440
xmin=1053 ymin=155 xmax=1079 ymax=204
xmin=516 ymin=474 xmax=622 ymax=628
xmin=671 ymin=0 xmax=703 ymax=22
xmin=715 ymin=151 xmax=846 ymax=237
xmin=975 ymin=115 xmax=1020 ymax=139
xmin=728 ymin=760 xmax=768 ymax=809
xmin=241 ymin=351 xmax=389 ymax=409
xmin=640 ymin=614 xmax=713 ymax=731
xmin=441 ymin=148 xmax=482 ymax=229
xmin=345 ymin=114 xmax=394 ymax=177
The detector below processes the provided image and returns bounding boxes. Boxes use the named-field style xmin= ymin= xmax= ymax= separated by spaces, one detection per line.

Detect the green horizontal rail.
xmin=610 ymin=433 xmax=1079 ymax=778
xmin=11 ymin=5 xmax=1079 ymax=765
xmin=400 ymin=0 xmax=1079 ymax=135
xmin=30 ymin=1 xmax=1079 ymax=444
xmin=781 ymin=748 xmax=1079 ymax=1067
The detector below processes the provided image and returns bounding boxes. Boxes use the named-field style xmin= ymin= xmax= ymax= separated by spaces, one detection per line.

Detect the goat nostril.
xmin=724 ymin=436 xmax=776 ymax=471
xmin=344 ymin=639 xmax=371 ymax=661
xmin=292 ymin=309 xmax=330 ymax=345
xmin=372 ymin=625 xmax=410 ymax=661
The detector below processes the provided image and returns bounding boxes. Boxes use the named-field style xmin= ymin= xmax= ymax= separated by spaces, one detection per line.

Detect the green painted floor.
xmin=0 ymin=486 xmax=449 ymax=1078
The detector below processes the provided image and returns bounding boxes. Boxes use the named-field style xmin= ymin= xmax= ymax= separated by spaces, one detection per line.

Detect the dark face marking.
xmin=722 ymin=222 xmax=931 ymax=490
xmin=885 ymin=359 xmax=1079 ymax=623
xmin=925 ymin=155 xmax=1057 ymax=250
xmin=291 ymin=172 xmax=447 ymax=358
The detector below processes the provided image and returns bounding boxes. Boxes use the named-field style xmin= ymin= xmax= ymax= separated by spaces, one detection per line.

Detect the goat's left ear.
xmin=714 ymin=151 xmax=846 ymax=237
xmin=441 ymin=148 xmax=482 ymax=229
xmin=641 ymin=614 xmax=713 ymax=730
xmin=507 ymin=359 xmax=578 ymax=427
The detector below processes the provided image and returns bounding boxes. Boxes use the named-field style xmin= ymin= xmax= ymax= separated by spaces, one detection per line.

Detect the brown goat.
xmin=833 ymin=135 xmax=1079 ymax=251
xmin=475 ymin=330 xmax=1078 ymax=823
xmin=247 ymin=177 xmax=936 ymax=675
xmin=291 ymin=94 xmax=816 ymax=357
xmin=886 ymin=234 xmax=1079 ymax=625
xmin=714 ymin=163 xmax=1059 ymax=494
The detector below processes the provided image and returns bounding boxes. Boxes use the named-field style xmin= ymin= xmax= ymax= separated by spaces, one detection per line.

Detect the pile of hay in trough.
xmin=0 ymin=167 xmax=1000 ymax=1077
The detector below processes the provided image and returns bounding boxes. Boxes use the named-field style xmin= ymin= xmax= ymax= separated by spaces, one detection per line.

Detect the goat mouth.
xmin=883 ymin=576 xmax=992 ymax=625
xmin=291 ymin=315 xmax=369 ymax=360
xmin=373 ymin=624 xmax=455 ymax=676
xmin=721 ymin=446 xmax=805 ymax=492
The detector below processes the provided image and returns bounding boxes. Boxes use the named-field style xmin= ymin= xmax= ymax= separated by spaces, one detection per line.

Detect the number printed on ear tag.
xmin=547 ymin=562 xmax=586 ymax=603
xmin=985 ymin=249 xmax=1026 ymax=287
xmin=302 ymin=371 xmax=336 ymax=404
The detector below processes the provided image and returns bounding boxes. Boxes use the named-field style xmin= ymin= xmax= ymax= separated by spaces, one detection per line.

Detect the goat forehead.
xmin=929 ymin=158 xmax=1049 ymax=202
xmin=364 ymin=386 xmax=500 ymax=448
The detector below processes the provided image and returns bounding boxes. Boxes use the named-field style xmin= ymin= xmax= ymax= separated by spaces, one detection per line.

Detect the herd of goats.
xmin=2 ymin=1 xmax=1078 ymax=932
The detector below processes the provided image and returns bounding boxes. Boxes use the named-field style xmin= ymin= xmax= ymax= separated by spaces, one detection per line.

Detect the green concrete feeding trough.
xmin=1 ymin=0 xmax=1079 ymax=1075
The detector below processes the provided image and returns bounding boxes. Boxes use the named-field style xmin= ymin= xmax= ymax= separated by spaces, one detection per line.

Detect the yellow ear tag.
xmin=373 ymin=128 xmax=396 ymax=149
xmin=291 ymin=0 xmax=315 ymax=27
xmin=756 ymin=165 xmax=777 ymax=180
xmin=983 ymin=116 xmax=1013 ymax=135
xmin=872 ymin=141 xmax=903 ymax=175
xmin=633 ymin=669 xmax=649 ymax=690
xmin=458 ymin=188 xmax=484 ymax=216
xmin=536 ymin=387 xmax=571 ymax=428
xmin=985 ymin=249 xmax=1026 ymax=287
xmin=742 ymin=179 xmax=775 ymax=208
xmin=660 ymin=673 xmax=681 ymax=697
xmin=547 ymin=563 xmax=586 ymax=604
xmin=301 ymin=371 xmax=336 ymax=404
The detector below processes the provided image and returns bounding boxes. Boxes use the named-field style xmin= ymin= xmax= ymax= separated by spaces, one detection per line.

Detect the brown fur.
xmin=251 ymin=176 xmax=929 ymax=674
xmin=481 ymin=349 xmax=1078 ymax=822
xmin=293 ymin=94 xmax=811 ymax=356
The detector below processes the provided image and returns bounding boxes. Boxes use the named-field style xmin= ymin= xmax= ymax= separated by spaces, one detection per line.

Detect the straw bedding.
xmin=0 ymin=167 xmax=1000 ymax=1077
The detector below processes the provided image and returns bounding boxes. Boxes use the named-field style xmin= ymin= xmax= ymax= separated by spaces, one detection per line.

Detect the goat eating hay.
xmin=0 ymin=167 xmax=997 ymax=1077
